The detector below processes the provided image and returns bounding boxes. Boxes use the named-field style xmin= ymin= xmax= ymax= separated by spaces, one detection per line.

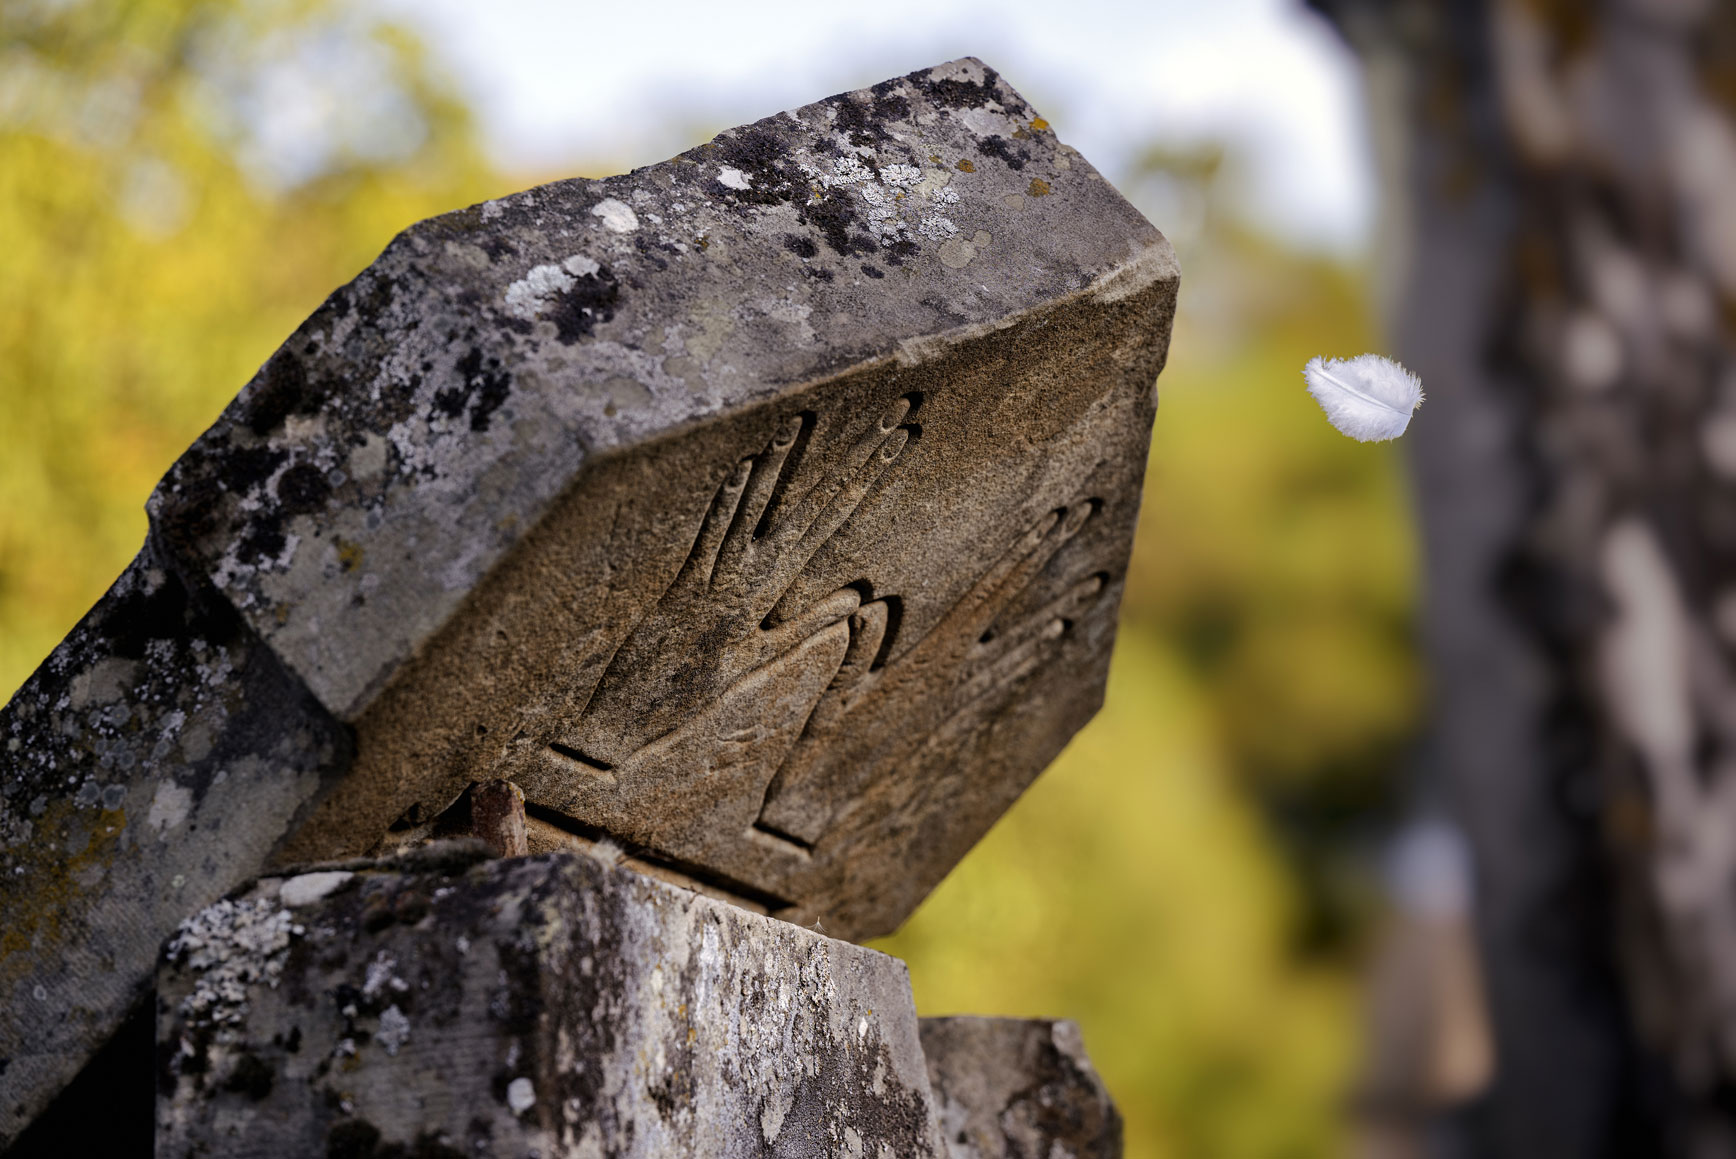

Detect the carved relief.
xmin=515 ymin=396 xmax=1110 ymax=909
xmin=755 ymin=501 xmax=1108 ymax=850
xmin=554 ymin=399 xmax=912 ymax=772
xmin=271 ymin=295 xmax=1160 ymax=943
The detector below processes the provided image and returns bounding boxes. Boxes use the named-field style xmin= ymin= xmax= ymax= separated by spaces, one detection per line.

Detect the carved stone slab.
xmin=156 ymin=847 xmax=949 ymax=1158
xmin=1 ymin=57 xmax=1174 ymax=1137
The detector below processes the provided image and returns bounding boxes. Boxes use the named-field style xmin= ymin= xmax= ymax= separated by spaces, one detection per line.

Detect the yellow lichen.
xmin=336 ymin=538 xmax=365 ymax=573
xmin=1028 ymin=178 xmax=1052 ymax=197
xmin=956 ymin=160 xmax=975 ymax=173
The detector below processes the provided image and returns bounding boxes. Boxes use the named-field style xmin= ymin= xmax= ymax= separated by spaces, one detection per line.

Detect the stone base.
xmin=155 ymin=846 xmax=1121 ymax=1158
xmin=922 ymin=1018 xmax=1122 ymax=1158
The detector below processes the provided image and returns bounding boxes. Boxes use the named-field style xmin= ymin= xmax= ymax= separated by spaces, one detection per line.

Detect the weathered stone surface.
xmin=157 ymin=847 xmax=947 ymax=1158
xmin=2 ymin=56 xmax=1174 ymax=1136
xmin=238 ymin=56 xmax=1173 ymax=941
xmin=0 ymin=541 xmax=349 ymax=1150
xmin=919 ymin=1018 xmax=1122 ymax=1158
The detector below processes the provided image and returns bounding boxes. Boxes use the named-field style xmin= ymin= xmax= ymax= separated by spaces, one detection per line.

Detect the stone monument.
xmin=0 ymin=57 xmax=1174 ymax=1152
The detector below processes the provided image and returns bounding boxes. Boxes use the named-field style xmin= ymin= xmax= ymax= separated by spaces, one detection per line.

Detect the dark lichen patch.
xmin=246 ymin=352 xmax=324 ymax=438
xmin=883 ymin=239 xmax=919 ymax=267
xmin=833 ymin=95 xmax=890 ymax=149
xmin=976 ymin=135 xmax=1030 ymax=172
xmin=798 ymin=189 xmax=863 ymax=257
xmin=360 ymin=896 xmax=396 ymax=934
xmin=234 ymin=520 xmax=288 ymax=568
xmin=224 ymin=1051 xmax=275 ymax=1100
xmin=784 ymin=235 xmax=819 ymax=260
xmin=711 ymin=127 xmax=803 ymax=207
xmin=871 ymin=90 xmax=912 ymax=126
xmin=327 ymin=1118 xmax=382 ymax=1159
xmin=383 ymin=1132 xmax=469 ymax=1159
xmin=94 ymin=565 xmax=198 ymax=662
xmin=434 ymin=348 xmax=513 ymax=433
xmin=545 ymin=268 xmax=620 ymax=347
xmin=489 ymin=935 xmax=545 ymax=1038
xmin=277 ymin=463 xmax=333 ymax=516
xmin=861 ymin=264 xmax=885 ymax=280
xmin=910 ymin=62 xmax=1004 ymax=111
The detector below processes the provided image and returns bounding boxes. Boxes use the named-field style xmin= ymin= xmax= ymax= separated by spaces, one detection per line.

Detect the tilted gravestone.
xmin=0 ymin=57 xmax=1175 ymax=1143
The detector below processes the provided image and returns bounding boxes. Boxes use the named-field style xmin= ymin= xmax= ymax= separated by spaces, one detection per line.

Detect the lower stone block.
xmin=920 ymin=1017 xmax=1123 ymax=1159
xmin=156 ymin=844 xmax=946 ymax=1157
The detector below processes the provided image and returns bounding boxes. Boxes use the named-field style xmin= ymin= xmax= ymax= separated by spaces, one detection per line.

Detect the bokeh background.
xmin=0 ymin=2 xmax=1430 ymax=1155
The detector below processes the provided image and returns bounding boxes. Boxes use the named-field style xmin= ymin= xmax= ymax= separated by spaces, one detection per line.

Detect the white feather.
xmin=1302 ymin=354 xmax=1424 ymax=442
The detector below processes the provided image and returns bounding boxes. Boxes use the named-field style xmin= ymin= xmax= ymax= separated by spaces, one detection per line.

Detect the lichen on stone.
xmin=165 ymin=897 xmax=300 ymax=1027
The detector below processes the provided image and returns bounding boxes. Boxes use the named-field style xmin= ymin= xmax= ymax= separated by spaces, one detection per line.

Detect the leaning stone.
xmin=156 ymin=848 xmax=947 ymax=1158
xmin=148 ymin=53 xmax=1174 ymax=945
xmin=3 ymin=55 xmax=1175 ymax=1133
xmin=919 ymin=1017 xmax=1123 ymax=1158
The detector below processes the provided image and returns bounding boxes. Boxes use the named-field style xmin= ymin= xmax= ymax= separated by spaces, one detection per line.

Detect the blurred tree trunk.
xmin=1315 ymin=1 xmax=1736 ymax=1155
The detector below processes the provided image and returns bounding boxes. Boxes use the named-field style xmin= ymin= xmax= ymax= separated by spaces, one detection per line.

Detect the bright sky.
xmin=377 ymin=0 xmax=1375 ymax=254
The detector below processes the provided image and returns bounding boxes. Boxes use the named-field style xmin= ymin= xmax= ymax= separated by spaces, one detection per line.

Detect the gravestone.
xmin=0 ymin=56 xmax=1175 ymax=1143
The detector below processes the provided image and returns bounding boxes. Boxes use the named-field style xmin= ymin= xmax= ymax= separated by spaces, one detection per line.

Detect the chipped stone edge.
xmin=891 ymin=232 xmax=1177 ymax=369
xmin=1090 ymin=235 xmax=1182 ymax=305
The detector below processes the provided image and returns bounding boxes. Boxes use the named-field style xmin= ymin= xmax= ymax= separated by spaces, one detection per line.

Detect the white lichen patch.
xmin=504 ymin=254 xmax=598 ymax=321
xmin=279 ymin=870 xmax=353 ymax=907
xmin=166 ymin=897 xmax=299 ymax=1027
xmin=147 ymin=779 xmax=192 ymax=836
xmin=857 ymin=183 xmax=908 ymax=246
xmin=918 ymin=216 xmax=958 ymax=241
xmin=507 ymin=1076 xmax=537 ymax=1115
xmin=376 ymin=1004 xmax=411 ymax=1056
xmin=800 ymin=154 xmax=970 ymax=248
xmin=878 ymin=164 xmax=923 ymax=189
xmin=591 ymin=198 xmax=639 ymax=233
xmin=718 ymin=166 xmax=753 ymax=191
xmin=801 ymin=156 xmax=873 ymax=189
xmin=363 ymin=949 xmax=406 ymax=1000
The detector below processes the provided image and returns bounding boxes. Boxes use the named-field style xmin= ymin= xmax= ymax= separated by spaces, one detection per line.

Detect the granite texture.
xmin=157 ymin=847 xmax=948 ymax=1158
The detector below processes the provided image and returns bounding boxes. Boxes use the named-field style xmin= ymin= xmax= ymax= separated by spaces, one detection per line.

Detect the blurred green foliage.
xmin=0 ymin=7 xmax=1419 ymax=1155
xmin=0 ymin=0 xmax=502 ymax=689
